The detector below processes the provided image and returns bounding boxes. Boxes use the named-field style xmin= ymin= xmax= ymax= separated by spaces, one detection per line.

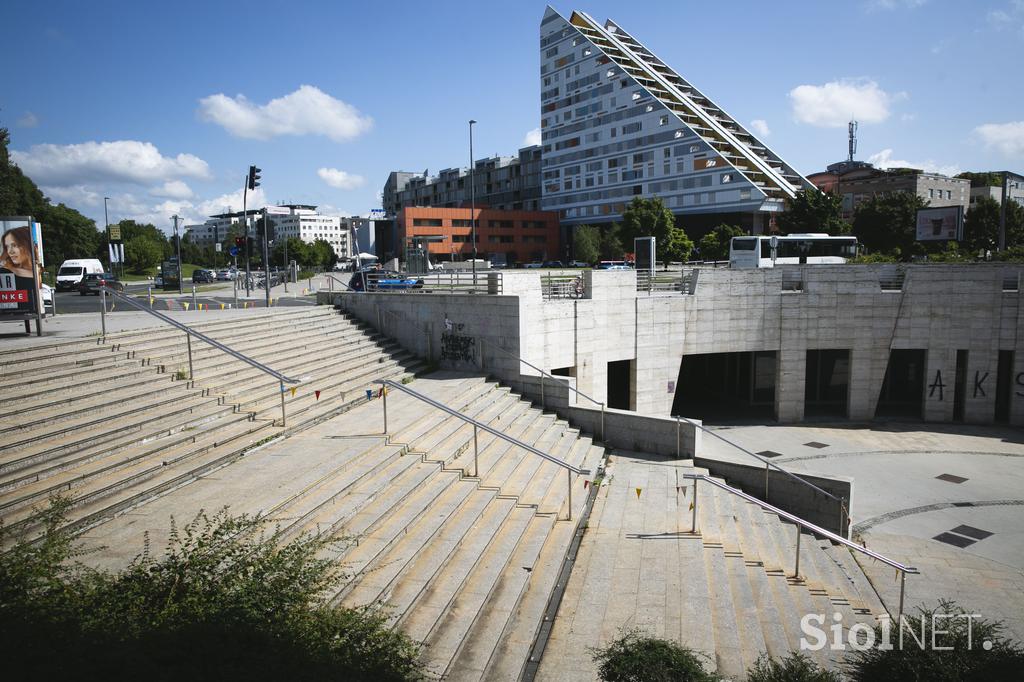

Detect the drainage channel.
xmin=520 ymin=459 xmax=604 ymax=682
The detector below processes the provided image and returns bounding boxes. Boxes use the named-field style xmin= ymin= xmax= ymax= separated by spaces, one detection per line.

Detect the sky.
xmin=3 ymin=0 xmax=1023 ymax=234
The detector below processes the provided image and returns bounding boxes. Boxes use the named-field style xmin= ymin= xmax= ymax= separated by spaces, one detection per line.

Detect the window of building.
xmin=546 ymin=47 xmax=558 ymax=58
xmin=689 ymin=144 xmax=700 ymax=153
xmin=645 ymin=104 xmax=654 ymax=112
xmin=721 ymin=173 xmax=733 ymax=184
xmin=631 ymin=92 xmax=641 ymax=100
xmin=659 ymin=116 xmax=668 ymax=125
xmin=606 ymin=69 xmax=615 ymax=78
xmin=582 ymin=47 xmax=591 ymax=56
xmin=413 ymin=218 xmax=442 ymax=227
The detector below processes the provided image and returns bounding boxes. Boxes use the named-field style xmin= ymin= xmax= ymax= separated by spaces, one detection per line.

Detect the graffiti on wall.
xmin=441 ymin=315 xmax=475 ymax=364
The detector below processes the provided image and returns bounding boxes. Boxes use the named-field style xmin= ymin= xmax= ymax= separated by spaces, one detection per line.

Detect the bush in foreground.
xmin=0 ymin=500 xmax=425 ymax=681
xmin=747 ymin=652 xmax=839 ymax=682
xmin=591 ymin=629 xmax=719 ymax=682
xmin=844 ymin=601 xmax=1024 ymax=681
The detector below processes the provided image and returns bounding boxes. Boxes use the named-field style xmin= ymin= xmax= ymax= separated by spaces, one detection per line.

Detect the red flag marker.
xmin=315 ymin=390 xmax=321 ymax=400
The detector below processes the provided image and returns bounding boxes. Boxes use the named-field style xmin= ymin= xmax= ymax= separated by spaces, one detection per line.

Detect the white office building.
xmin=184 ymin=205 xmax=350 ymax=259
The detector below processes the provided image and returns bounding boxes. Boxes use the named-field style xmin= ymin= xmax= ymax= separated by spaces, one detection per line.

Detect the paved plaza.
xmin=699 ymin=421 xmax=1024 ymax=641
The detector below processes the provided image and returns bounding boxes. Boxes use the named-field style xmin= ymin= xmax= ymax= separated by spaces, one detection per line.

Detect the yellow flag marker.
xmin=635 ymin=487 xmax=642 ymax=499
xmin=290 ymin=387 xmax=297 ymax=397
xmin=689 ymin=502 xmax=694 ymax=511
xmin=183 ymin=302 xmax=190 ymax=311
xmin=220 ymin=303 xmax=225 ymax=310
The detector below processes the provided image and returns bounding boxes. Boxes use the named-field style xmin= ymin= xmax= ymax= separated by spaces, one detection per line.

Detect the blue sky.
xmin=3 ymin=0 xmax=1022 ymax=233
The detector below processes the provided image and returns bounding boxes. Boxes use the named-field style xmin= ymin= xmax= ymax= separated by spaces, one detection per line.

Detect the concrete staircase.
xmin=2 ymin=308 xmax=607 ymax=681
xmin=538 ymin=451 xmax=887 ymax=681
xmin=0 ymin=307 xmax=424 ymax=541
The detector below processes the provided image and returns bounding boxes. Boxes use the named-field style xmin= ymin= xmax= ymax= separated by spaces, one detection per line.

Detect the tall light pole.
xmin=469 ymin=119 xmax=477 ymax=287
xmin=172 ymin=214 xmax=183 ymax=294
xmin=104 ymin=197 xmax=112 ymax=276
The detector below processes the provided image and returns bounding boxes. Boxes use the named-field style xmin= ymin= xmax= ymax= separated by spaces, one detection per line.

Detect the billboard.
xmin=916 ymin=205 xmax=963 ymax=241
xmin=0 ymin=217 xmax=45 ymax=318
xmin=634 ymin=236 xmax=655 ymax=274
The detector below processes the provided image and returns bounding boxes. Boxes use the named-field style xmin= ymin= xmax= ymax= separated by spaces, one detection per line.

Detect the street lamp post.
xmin=172 ymin=214 xmax=183 ymax=295
xmin=469 ymin=119 xmax=477 ymax=289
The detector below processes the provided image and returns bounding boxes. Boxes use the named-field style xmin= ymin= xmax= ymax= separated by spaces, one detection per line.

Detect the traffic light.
xmin=235 ymin=236 xmax=245 ymax=248
xmin=247 ymin=165 xmax=261 ymax=190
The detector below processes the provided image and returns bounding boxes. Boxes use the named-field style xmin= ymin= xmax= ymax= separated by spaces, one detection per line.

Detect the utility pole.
xmin=999 ymin=171 xmax=1009 ymax=252
xmin=171 ymin=214 xmax=183 ymax=295
xmin=246 ymin=165 xmax=261 ymax=296
xmin=262 ymin=207 xmax=271 ymax=308
xmin=469 ymin=119 xmax=477 ymax=288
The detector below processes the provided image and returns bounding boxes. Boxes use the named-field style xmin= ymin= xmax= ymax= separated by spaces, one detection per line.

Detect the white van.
xmin=56 ymin=259 xmax=104 ymax=291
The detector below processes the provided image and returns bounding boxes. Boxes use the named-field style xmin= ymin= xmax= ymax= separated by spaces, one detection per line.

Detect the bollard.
xmin=100 ymin=287 xmax=107 ymax=340
xmin=279 ymin=379 xmax=286 ymax=427
xmin=148 ymin=285 xmax=153 ymax=308
xmin=233 ymin=276 xmax=238 ymax=309
xmin=691 ymin=478 xmax=698 ymax=533
xmin=192 ymin=285 xmax=197 ymax=309
xmin=794 ymin=526 xmax=801 ymax=578
xmin=764 ymin=463 xmax=770 ymax=502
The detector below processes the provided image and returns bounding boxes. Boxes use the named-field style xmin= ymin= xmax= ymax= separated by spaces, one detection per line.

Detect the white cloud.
xmin=198 ymin=85 xmax=372 ymax=142
xmin=11 ymin=140 xmax=211 ymax=187
xmin=789 ymin=79 xmax=902 ymax=128
xmin=749 ymin=119 xmax=770 ymax=137
xmin=986 ymin=1 xmax=1024 ymax=35
xmin=867 ymin=148 xmax=960 ymax=176
xmin=316 ymin=204 xmax=352 ymax=218
xmin=317 ymin=167 xmax=365 ymax=190
xmin=151 ymin=180 xmax=194 ymax=199
xmin=523 ymin=128 xmax=542 ymax=146
xmin=973 ymin=121 xmax=1024 ymax=157
xmin=40 ymin=184 xmax=102 ymax=209
xmin=16 ymin=112 xmax=38 ymax=128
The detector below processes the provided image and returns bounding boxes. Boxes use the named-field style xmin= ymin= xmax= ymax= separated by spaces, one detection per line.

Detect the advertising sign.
xmin=916 ymin=205 xmax=963 ymax=241
xmin=634 ymin=236 xmax=656 ymax=274
xmin=0 ymin=217 xmax=45 ymax=319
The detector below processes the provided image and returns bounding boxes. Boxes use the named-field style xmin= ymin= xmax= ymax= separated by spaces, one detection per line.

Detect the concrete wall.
xmin=321 ymin=263 xmax=1024 ymax=428
xmin=693 ymin=456 xmax=853 ymax=536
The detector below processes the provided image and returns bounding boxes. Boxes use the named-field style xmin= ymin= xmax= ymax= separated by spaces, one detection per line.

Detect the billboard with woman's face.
xmin=0 ymin=218 xmax=44 ymax=315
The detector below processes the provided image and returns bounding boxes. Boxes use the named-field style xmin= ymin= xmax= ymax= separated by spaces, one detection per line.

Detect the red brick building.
xmin=397 ymin=207 xmax=561 ymax=265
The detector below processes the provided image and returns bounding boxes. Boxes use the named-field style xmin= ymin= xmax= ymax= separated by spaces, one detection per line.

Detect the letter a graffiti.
xmin=973 ymin=371 xmax=988 ymax=398
xmin=928 ymin=370 xmax=945 ymax=401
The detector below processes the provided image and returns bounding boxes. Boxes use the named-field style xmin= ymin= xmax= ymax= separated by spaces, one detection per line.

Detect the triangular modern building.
xmin=540 ymin=7 xmax=814 ymax=234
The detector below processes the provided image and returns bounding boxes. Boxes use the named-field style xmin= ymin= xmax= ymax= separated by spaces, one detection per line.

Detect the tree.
xmin=620 ymin=196 xmax=693 ymax=267
xmin=851 ymin=191 xmax=927 ymax=259
xmin=777 ymin=189 xmax=848 ymax=235
xmin=963 ymin=195 xmax=1024 ymax=254
xmin=124 ymin=237 xmax=164 ymax=274
xmin=599 ymin=223 xmax=625 ymax=260
xmin=698 ymin=224 xmax=746 ymax=262
xmin=573 ymin=225 xmax=601 ymax=264
xmin=309 ymin=239 xmax=337 ymax=270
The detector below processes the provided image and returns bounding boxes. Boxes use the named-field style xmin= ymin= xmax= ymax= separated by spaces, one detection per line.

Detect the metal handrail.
xmin=681 ymin=416 xmax=850 ymax=535
xmin=325 ymin=273 xmax=357 ymax=292
xmin=374 ymin=378 xmax=590 ymax=521
xmin=487 ymin=342 xmax=605 ymax=442
xmin=99 ymin=286 xmax=300 ymax=426
xmin=683 ymin=472 xmax=917 ymax=622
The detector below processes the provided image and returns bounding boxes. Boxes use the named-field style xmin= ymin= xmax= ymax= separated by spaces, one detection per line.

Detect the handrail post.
xmin=675 ymin=416 xmax=680 ymax=458
xmin=382 ymin=386 xmax=388 ymax=435
xmin=794 ymin=526 xmax=801 ymax=578
xmin=897 ymin=570 xmax=906 ymax=625
xmin=840 ymin=496 xmax=847 ymax=538
xmin=100 ymin=286 xmax=107 ymax=340
xmin=567 ymin=469 xmax=572 ymax=522
xmin=233 ymin=276 xmax=238 ymax=308
xmin=278 ymin=379 xmax=286 ymax=427
xmin=473 ymin=424 xmax=479 ymax=477
xmin=148 ymin=285 xmax=153 ymax=308
xmin=764 ymin=462 xmax=770 ymax=502
xmin=691 ymin=478 xmax=698 ymax=533
xmin=540 ymin=372 xmax=545 ymax=410
xmin=186 ymin=332 xmax=194 ymax=380
xmin=601 ymin=402 xmax=605 ymax=443
xmin=192 ymin=284 xmax=197 ymax=309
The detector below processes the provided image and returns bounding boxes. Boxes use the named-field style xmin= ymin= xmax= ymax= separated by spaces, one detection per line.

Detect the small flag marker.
xmin=635 ymin=487 xmax=642 ymax=499
xmin=290 ymin=387 xmax=296 ymax=397
xmin=314 ymin=390 xmax=321 ymax=400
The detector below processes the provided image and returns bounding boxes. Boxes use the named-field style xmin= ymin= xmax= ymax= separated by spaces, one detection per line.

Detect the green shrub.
xmin=747 ymin=652 xmax=839 ymax=681
xmin=844 ymin=601 xmax=1024 ymax=681
xmin=591 ymin=629 xmax=719 ymax=682
xmin=0 ymin=501 xmax=426 ymax=682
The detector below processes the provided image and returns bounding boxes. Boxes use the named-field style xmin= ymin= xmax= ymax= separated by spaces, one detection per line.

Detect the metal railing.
xmin=99 ymin=286 xmax=301 ymax=426
xmin=541 ymin=272 xmax=585 ymax=299
xmin=374 ymin=379 xmax=590 ymax=520
xmin=325 ymin=273 xmax=357 ymax=292
xmin=636 ymin=270 xmax=684 ymax=294
xmin=677 ymin=417 xmax=849 ymax=535
xmin=683 ymin=473 xmax=918 ymax=623
xmin=418 ymin=270 xmax=502 ymax=294
xmin=486 ymin=343 xmax=605 ymax=443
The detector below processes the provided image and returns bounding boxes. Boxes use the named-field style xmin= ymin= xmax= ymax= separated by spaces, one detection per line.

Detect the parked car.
xmin=596 ymin=260 xmax=631 ymax=270
xmin=192 ymin=269 xmax=216 ymax=284
xmin=524 ymin=262 xmax=543 ymax=269
xmin=78 ymin=272 xmax=124 ymax=295
xmin=350 ymin=269 xmax=424 ymax=292
xmin=542 ymin=260 xmax=565 ymax=268
xmin=41 ymin=283 xmax=54 ymax=312
xmin=216 ymin=269 xmax=234 ymax=281
xmin=154 ymin=274 xmax=164 ymax=287
xmin=568 ymin=260 xmax=591 ymax=268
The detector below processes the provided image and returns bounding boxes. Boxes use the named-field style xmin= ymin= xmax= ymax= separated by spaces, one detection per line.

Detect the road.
xmin=51 ymin=281 xmax=317 ymax=315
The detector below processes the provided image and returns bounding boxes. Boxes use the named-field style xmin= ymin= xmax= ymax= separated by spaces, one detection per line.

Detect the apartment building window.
xmin=413 ymin=218 xmax=443 ymax=227
xmin=451 ymin=219 xmax=472 ymax=227
xmin=721 ymin=173 xmax=733 ymax=184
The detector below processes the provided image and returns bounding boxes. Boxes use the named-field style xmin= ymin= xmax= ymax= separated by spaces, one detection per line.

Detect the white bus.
xmin=729 ymin=233 xmax=858 ymax=268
